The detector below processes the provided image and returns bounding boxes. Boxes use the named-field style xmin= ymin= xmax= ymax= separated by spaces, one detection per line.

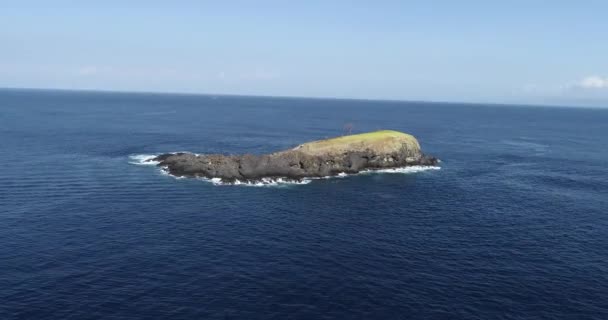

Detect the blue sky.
xmin=2 ymin=1 xmax=608 ymax=106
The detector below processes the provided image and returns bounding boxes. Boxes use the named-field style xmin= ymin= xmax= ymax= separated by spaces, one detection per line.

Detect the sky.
xmin=2 ymin=1 xmax=608 ymax=106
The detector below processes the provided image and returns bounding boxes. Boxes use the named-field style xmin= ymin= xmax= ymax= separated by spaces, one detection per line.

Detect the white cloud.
xmin=523 ymin=76 xmax=608 ymax=94
xmin=576 ymin=76 xmax=608 ymax=89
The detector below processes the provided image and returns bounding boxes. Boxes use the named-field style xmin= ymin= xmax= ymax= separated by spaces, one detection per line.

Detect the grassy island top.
xmin=292 ymin=130 xmax=421 ymax=157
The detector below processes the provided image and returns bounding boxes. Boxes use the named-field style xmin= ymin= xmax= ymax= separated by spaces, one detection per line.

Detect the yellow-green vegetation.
xmin=292 ymin=130 xmax=421 ymax=157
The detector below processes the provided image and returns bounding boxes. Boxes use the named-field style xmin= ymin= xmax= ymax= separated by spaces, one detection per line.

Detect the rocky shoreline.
xmin=148 ymin=130 xmax=439 ymax=183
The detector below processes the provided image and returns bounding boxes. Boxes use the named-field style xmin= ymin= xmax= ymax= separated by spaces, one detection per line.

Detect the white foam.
xmin=310 ymin=165 xmax=441 ymax=180
xmin=129 ymin=154 xmax=159 ymax=166
xmin=209 ymin=166 xmax=441 ymax=186
xmin=203 ymin=177 xmax=312 ymax=187
xmin=364 ymin=165 xmax=441 ymax=174
xmin=158 ymin=167 xmax=182 ymax=179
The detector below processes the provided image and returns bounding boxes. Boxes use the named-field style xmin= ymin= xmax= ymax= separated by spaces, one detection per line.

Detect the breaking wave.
xmin=205 ymin=177 xmax=312 ymax=187
xmin=364 ymin=165 xmax=441 ymax=174
xmin=308 ymin=165 xmax=441 ymax=179
xmin=128 ymin=154 xmax=159 ymax=166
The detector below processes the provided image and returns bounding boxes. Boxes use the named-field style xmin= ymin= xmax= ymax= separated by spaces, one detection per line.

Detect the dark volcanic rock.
xmin=151 ymin=130 xmax=439 ymax=182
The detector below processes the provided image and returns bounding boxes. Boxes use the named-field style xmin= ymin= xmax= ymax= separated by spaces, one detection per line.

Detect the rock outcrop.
xmin=150 ymin=130 xmax=438 ymax=182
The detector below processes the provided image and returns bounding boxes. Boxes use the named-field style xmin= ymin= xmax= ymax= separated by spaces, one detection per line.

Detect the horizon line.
xmin=1 ymin=86 xmax=605 ymax=110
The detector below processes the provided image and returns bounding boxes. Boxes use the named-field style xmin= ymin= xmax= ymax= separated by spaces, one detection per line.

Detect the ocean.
xmin=1 ymin=89 xmax=607 ymax=319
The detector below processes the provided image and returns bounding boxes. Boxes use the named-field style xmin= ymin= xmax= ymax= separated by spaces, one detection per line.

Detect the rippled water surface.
xmin=1 ymin=89 xmax=607 ymax=319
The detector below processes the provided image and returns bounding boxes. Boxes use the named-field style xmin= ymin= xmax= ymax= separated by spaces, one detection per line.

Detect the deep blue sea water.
xmin=1 ymin=89 xmax=607 ymax=319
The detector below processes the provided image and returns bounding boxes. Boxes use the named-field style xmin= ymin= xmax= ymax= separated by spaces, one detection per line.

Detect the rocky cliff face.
xmin=151 ymin=130 xmax=438 ymax=182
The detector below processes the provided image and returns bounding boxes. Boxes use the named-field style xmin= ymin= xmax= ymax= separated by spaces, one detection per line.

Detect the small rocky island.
xmin=150 ymin=130 xmax=438 ymax=183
